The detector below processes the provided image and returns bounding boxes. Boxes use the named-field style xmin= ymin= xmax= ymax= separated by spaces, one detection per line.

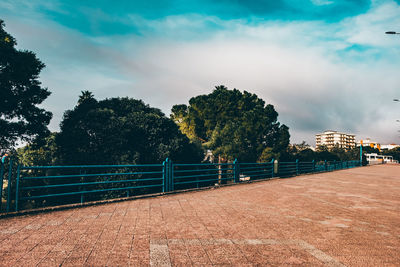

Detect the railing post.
xmin=296 ymin=159 xmax=299 ymax=175
xmin=324 ymin=160 xmax=327 ymax=171
xmin=0 ymin=159 xmax=5 ymax=211
xmin=163 ymin=158 xmax=173 ymax=192
xmin=6 ymin=159 xmax=13 ymax=213
xmin=170 ymin=159 xmax=174 ymax=191
xmin=163 ymin=158 xmax=169 ymax=192
xmin=270 ymin=158 xmax=274 ymax=178
xmin=15 ymin=164 xmax=20 ymax=212
xmin=79 ymin=169 xmax=85 ymax=204
xmin=162 ymin=159 xmax=167 ymax=193
xmin=312 ymin=160 xmax=315 ymax=173
xmin=233 ymin=159 xmax=239 ymax=183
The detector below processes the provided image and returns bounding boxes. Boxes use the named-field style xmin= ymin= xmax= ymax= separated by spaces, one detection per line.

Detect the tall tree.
xmin=0 ymin=20 xmax=52 ymax=150
xmin=171 ymin=86 xmax=290 ymax=162
xmin=78 ymin=90 xmax=94 ymax=105
xmin=56 ymin=93 xmax=203 ymax=165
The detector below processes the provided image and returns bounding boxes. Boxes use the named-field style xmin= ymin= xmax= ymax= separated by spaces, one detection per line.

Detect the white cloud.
xmin=339 ymin=0 xmax=400 ymax=47
xmin=1 ymin=0 xmax=400 ymax=146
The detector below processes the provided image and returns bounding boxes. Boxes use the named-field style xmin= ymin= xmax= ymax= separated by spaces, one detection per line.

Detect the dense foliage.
xmin=171 ymin=86 xmax=290 ymax=162
xmin=281 ymin=142 xmax=378 ymax=163
xmin=382 ymin=147 xmax=400 ymax=162
xmin=0 ymin=20 xmax=52 ymax=151
xmin=17 ymin=133 xmax=58 ymax=166
xmin=55 ymin=93 xmax=203 ymax=165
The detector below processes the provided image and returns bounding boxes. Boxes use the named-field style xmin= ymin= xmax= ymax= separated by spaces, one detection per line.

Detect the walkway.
xmin=0 ymin=164 xmax=399 ymax=266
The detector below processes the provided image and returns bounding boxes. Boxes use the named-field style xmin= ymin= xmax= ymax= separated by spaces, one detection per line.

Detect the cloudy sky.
xmin=1 ymin=0 xmax=400 ymax=146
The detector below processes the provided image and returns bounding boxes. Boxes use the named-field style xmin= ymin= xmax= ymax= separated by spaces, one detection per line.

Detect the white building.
xmin=380 ymin=144 xmax=399 ymax=150
xmin=357 ymin=138 xmax=380 ymax=150
xmin=315 ymin=130 xmax=356 ymax=150
xmin=365 ymin=153 xmax=398 ymax=164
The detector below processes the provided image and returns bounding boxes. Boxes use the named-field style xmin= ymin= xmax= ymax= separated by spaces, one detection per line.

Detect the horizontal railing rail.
xmin=173 ymin=162 xmax=235 ymax=190
xmin=0 ymin=157 xmax=362 ymax=213
xmin=239 ymin=161 xmax=274 ymax=181
xmin=15 ymin=164 xmax=164 ymax=212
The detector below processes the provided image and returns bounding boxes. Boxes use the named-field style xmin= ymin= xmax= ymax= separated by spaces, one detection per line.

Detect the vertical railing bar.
xmin=6 ymin=159 xmax=13 ymax=213
xmin=166 ymin=159 xmax=169 ymax=192
xmin=162 ymin=159 xmax=166 ymax=193
xmin=170 ymin=160 xmax=174 ymax=191
xmin=234 ymin=159 xmax=238 ymax=183
xmin=80 ymin=168 xmax=85 ymax=204
xmin=15 ymin=164 xmax=21 ymax=212
xmin=271 ymin=159 xmax=274 ymax=178
xmin=0 ymin=160 xmax=4 ymax=212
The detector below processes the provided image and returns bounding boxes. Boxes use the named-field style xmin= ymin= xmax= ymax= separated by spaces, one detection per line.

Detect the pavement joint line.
xmin=150 ymin=238 xmax=346 ymax=267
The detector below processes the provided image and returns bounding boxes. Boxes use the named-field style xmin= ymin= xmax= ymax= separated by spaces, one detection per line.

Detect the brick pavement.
xmin=0 ymin=164 xmax=399 ymax=266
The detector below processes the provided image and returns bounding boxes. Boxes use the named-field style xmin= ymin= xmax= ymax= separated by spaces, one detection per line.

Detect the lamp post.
xmin=395 ymin=100 xmax=400 ymax=140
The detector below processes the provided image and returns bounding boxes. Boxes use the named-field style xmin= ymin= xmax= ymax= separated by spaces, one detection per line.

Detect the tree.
xmin=296 ymin=148 xmax=316 ymax=162
xmin=78 ymin=90 xmax=94 ymax=105
xmin=382 ymin=147 xmax=400 ymax=162
xmin=258 ymin=147 xmax=279 ymax=162
xmin=171 ymin=86 xmax=290 ymax=162
xmin=17 ymin=133 xmax=58 ymax=166
xmin=314 ymin=145 xmax=339 ymax=162
xmin=0 ymin=20 xmax=52 ymax=150
xmin=56 ymin=93 xmax=203 ymax=165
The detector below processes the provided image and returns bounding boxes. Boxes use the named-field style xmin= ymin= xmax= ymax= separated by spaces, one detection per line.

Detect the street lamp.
xmin=386 ymin=31 xmax=400 ymax=34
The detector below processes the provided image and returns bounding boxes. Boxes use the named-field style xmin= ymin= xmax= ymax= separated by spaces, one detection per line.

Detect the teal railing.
xmin=0 ymin=158 xmax=361 ymax=213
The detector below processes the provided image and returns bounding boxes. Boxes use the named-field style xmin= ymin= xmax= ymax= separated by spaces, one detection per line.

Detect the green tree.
xmin=171 ymin=86 xmax=290 ymax=162
xmin=17 ymin=133 xmax=58 ymax=166
xmin=258 ymin=147 xmax=279 ymax=162
xmin=56 ymin=93 xmax=203 ymax=165
xmin=314 ymin=145 xmax=340 ymax=162
xmin=0 ymin=20 xmax=52 ymax=150
xmin=382 ymin=147 xmax=400 ymax=162
xmin=330 ymin=144 xmax=347 ymax=160
xmin=78 ymin=90 xmax=94 ymax=105
xmin=296 ymin=148 xmax=316 ymax=161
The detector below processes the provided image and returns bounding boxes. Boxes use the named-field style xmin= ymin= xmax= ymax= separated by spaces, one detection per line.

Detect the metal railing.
xmin=0 ymin=158 xmax=362 ymax=213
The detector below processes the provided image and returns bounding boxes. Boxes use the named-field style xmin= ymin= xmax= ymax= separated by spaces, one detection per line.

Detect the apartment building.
xmin=315 ymin=130 xmax=356 ymax=150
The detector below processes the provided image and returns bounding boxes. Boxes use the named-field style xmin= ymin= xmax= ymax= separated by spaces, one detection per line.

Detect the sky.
xmin=1 ymin=0 xmax=400 ymax=146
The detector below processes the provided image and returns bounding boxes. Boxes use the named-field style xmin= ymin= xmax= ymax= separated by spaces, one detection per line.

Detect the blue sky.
xmin=1 ymin=0 xmax=400 ymax=145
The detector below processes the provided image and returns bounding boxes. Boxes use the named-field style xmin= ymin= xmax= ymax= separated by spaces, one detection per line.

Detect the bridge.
xmin=0 ymin=164 xmax=399 ymax=266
